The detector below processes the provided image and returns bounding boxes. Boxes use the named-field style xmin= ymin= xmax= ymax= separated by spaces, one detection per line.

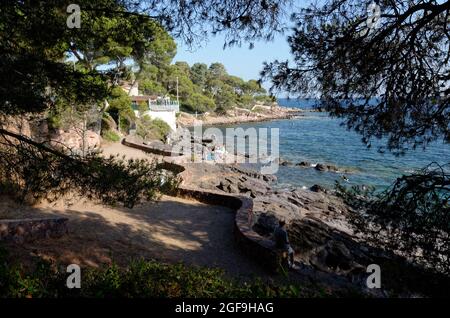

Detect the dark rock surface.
xmin=183 ymin=162 xmax=383 ymax=281
xmin=280 ymin=159 xmax=293 ymax=166
xmin=315 ymin=163 xmax=339 ymax=172
xmin=310 ymin=184 xmax=327 ymax=193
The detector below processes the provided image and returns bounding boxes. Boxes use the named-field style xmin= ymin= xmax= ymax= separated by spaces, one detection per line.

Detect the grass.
xmin=0 ymin=245 xmax=340 ymax=298
xmin=102 ymin=130 xmax=121 ymax=142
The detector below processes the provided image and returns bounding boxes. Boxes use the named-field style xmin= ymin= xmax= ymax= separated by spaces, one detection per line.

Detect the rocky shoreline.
xmin=177 ymin=104 xmax=302 ymax=127
xmin=176 ymin=161 xmax=450 ymax=297
xmin=157 ymin=130 xmax=450 ymax=296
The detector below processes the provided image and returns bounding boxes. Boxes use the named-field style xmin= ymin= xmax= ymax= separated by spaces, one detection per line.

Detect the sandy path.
xmin=2 ymin=195 xmax=264 ymax=278
xmin=2 ymin=142 xmax=266 ymax=278
xmin=100 ymin=141 xmax=162 ymax=161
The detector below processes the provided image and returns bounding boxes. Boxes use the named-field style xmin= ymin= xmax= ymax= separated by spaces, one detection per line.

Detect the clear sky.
xmin=174 ymin=33 xmax=292 ymax=93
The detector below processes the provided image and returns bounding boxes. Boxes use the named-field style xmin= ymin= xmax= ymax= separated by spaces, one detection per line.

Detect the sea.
xmin=213 ymin=98 xmax=450 ymax=190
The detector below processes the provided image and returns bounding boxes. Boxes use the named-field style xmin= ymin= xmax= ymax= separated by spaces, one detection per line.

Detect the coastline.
xmin=177 ymin=105 xmax=303 ymax=127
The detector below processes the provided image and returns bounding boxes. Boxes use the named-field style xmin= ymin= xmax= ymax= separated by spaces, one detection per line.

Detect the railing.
xmin=148 ymin=101 xmax=179 ymax=112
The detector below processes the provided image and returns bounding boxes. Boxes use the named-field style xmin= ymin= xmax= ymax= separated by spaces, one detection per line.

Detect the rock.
xmin=29 ymin=119 xmax=49 ymax=142
xmin=85 ymin=130 xmax=101 ymax=149
xmin=237 ymin=177 xmax=270 ymax=198
xmin=288 ymin=216 xmax=370 ymax=274
xmin=315 ymin=163 xmax=327 ymax=171
xmin=280 ymin=159 xmax=293 ymax=166
xmin=1 ymin=115 xmax=32 ymax=137
xmin=253 ymin=194 xmax=301 ymax=227
xmin=326 ymin=164 xmax=339 ymax=172
xmin=50 ymin=129 xmax=101 ymax=152
xmin=310 ymin=184 xmax=327 ymax=193
xmin=217 ymin=179 xmax=239 ymax=194
xmin=296 ymin=161 xmax=310 ymax=167
xmin=253 ymin=213 xmax=279 ymax=236
xmin=314 ymin=163 xmax=339 ymax=172
xmin=229 ymin=166 xmax=277 ymax=183
xmin=101 ymin=113 xmax=117 ymax=131
xmin=289 ymin=216 xmax=332 ymax=251
xmin=312 ymin=240 xmax=354 ymax=272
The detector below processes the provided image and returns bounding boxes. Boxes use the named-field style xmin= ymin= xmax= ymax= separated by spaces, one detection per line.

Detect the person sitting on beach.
xmin=273 ymin=220 xmax=295 ymax=269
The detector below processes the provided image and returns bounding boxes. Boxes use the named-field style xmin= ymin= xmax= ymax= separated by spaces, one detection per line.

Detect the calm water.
xmin=214 ymin=98 xmax=450 ymax=190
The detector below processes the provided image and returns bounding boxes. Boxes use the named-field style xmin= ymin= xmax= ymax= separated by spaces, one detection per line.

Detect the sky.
xmin=173 ymin=33 xmax=292 ymax=92
xmin=172 ymin=0 xmax=311 ymax=94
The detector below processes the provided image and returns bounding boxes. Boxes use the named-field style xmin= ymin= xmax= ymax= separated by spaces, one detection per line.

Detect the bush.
xmin=102 ymin=130 xmax=121 ymax=142
xmin=0 ymin=246 xmax=330 ymax=298
xmin=335 ymin=162 xmax=450 ymax=276
xmin=0 ymin=129 xmax=178 ymax=207
xmin=136 ymin=116 xmax=171 ymax=142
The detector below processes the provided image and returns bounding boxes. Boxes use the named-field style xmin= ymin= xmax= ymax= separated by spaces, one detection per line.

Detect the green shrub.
xmin=0 ymin=130 xmax=177 ymax=207
xmin=136 ymin=116 xmax=171 ymax=142
xmin=102 ymin=130 xmax=121 ymax=142
xmin=0 ymin=246 xmax=332 ymax=298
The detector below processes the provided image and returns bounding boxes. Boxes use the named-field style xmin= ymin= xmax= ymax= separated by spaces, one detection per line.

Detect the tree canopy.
xmin=261 ymin=0 xmax=449 ymax=275
xmin=0 ymin=0 xmax=286 ymax=206
xmin=262 ymin=0 xmax=449 ymax=155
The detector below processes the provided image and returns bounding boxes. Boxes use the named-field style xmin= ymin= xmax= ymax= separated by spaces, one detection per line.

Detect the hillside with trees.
xmin=135 ymin=58 xmax=275 ymax=115
xmin=32 ymin=2 xmax=274 ymax=143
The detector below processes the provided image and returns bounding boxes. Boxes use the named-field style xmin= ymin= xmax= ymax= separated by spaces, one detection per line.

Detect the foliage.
xmin=102 ymin=130 xmax=121 ymax=143
xmin=262 ymin=0 xmax=449 ymax=155
xmin=336 ymin=163 xmax=450 ymax=275
xmin=140 ymin=79 xmax=167 ymax=96
xmin=0 ymin=246 xmax=336 ymax=298
xmin=190 ymin=63 xmax=209 ymax=88
xmin=136 ymin=116 xmax=171 ymax=142
xmin=106 ymin=87 xmax=134 ymax=131
xmin=153 ymin=61 xmax=270 ymax=113
xmin=0 ymin=0 xmax=283 ymax=209
xmin=261 ymin=0 xmax=450 ymax=277
xmin=0 ymin=129 xmax=177 ymax=208
xmin=1 ymin=0 xmax=287 ymax=115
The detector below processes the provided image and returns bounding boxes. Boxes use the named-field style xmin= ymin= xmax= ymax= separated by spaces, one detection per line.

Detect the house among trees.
xmin=122 ymin=82 xmax=179 ymax=131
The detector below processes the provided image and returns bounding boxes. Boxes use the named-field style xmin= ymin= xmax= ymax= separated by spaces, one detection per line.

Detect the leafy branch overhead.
xmin=0 ymin=0 xmax=286 ymax=205
xmin=0 ymin=128 xmax=178 ymax=207
xmin=336 ymin=162 xmax=449 ymax=275
xmin=262 ymin=0 xmax=449 ymax=154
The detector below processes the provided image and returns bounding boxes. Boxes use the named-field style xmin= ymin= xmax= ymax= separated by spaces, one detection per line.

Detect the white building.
xmin=122 ymin=82 xmax=179 ymax=131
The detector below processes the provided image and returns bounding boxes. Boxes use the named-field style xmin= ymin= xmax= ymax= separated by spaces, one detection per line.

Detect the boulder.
xmin=315 ymin=163 xmax=339 ymax=172
xmin=126 ymin=134 xmax=144 ymax=145
xmin=280 ymin=159 xmax=293 ymax=166
xmin=310 ymin=184 xmax=327 ymax=193
xmin=216 ymin=179 xmax=239 ymax=194
xmin=253 ymin=194 xmax=301 ymax=226
xmin=296 ymin=161 xmax=310 ymax=167
xmin=236 ymin=176 xmax=270 ymax=197
xmin=288 ymin=216 xmax=371 ymax=274
xmin=229 ymin=166 xmax=277 ymax=183
xmin=252 ymin=212 xmax=279 ymax=236
xmin=101 ymin=113 xmax=117 ymax=131
xmin=315 ymin=163 xmax=327 ymax=171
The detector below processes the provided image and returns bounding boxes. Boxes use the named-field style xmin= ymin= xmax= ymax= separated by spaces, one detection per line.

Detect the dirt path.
xmin=2 ymin=142 xmax=267 ymax=279
xmin=101 ymin=141 xmax=162 ymax=161
xmin=2 ymin=195 xmax=265 ymax=278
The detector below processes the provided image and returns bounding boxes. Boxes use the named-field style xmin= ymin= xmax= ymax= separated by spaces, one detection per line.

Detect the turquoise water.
xmin=214 ymin=99 xmax=450 ymax=190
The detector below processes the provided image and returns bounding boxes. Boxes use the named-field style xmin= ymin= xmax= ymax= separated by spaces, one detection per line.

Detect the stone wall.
xmin=122 ymin=138 xmax=181 ymax=157
xmin=0 ymin=217 xmax=68 ymax=244
xmin=123 ymin=139 xmax=284 ymax=271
